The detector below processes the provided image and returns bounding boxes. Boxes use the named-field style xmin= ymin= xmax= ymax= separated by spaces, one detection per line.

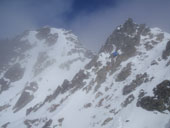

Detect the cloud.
xmin=0 ymin=0 xmax=73 ymax=38
xmin=0 ymin=0 xmax=170 ymax=52
xmin=70 ymin=0 xmax=170 ymax=52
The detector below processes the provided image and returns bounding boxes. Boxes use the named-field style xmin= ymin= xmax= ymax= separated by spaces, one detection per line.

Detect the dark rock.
xmin=34 ymin=52 xmax=54 ymax=76
xmin=85 ymin=56 xmax=100 ymax=70
xmin=36 ymin=27 xmax=51 ymax=40
xmin=99 ymin=18 xmax=146 ymax=55
xmin=24 ymin=119 xmax=39 ymax=128
xmin=96 ymin=98 xmax=104 ymax=107
xmin=144 ymin=42 xmax=154 ymax=51
xmin=123 ymin=73 xmax=149 ymax=95
xmin=14 ymin=92 xmax=34 ymax=113
xmin=0 ymin=38 xmax=31 ymax=71
xmin=153 ymin=80 xmax=170 ymax=103
xmin=45 ymin=33 xmax=58 ymax=46
xmin=116 ymin=63 xmax=131 ymax=82
xmin=42 ymin=119 xmax=53 ymax=128
xmin=95 ymin=92 xmax=103 ymax=99
xmin=156 ymin=33 xmax=164 ymax=41
xmin=101 ymin=117 xmax=113 ymax=126
xmin=138 ymin=96 xmax=166 ymax=111
xmin=1 ymin=122 xmax=10 ymax=128
xmin=4 ymin=63 xmax=25 ymax=82
xmin=121 ymin=94 xmax=135 ymax=107
xmin=0 ymin=78 xmax=10 ymax=94
xmin=28 ymin=85 xmax=63 ymax=113
xmin=151 ymin=60 xmax=158 ymax=66
xmin=84 ymin=103 xmax=92 ymax=108
xmin=166 ymin=60 xmax=170 ymax=67
xmin=26 ymin=102 xmax=43 ymax=115
xmin=36 ymin=27 xmax=58 ymax=46
xmin=138 ymin=89 xmax=146 ymax=99
xmin=44 ymin=86 xmax=62 ymax=103
xmin=0 ymin=104 xmax=11 ymax=112
xmin=138 ymin=80 xmax=170 ymax=112
xmin=58 ymin=118 xmax=64 ymax=127
xmin=48 ymin=104 xmax=60 ymax=112
xmin=13 ymin=81 xmax=38 ymax=112
xmin=58 ymin=118 xmax=64 ymax=123
xmin=94 ymin=66 xmax=107 ymax=92
xmin=162 ymin=41 xmax=170 ymax=59
xmin=60 ymin=79 xmax=70 ymax=93
xmin=71 ymin=70 xmax=89 ymax=92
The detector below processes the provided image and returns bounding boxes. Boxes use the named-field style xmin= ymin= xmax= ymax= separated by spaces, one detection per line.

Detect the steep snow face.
xmin=0 ymin=27 xmax=93 ymax=127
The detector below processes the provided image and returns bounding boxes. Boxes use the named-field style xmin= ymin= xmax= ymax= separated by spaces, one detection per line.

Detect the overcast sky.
xmin=0 ymin=0 xmax=170 ymax=51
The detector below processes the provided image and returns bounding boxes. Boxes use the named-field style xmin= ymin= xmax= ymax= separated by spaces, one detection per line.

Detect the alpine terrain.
xmin=0 ymin=18 xmax=170 ymax=128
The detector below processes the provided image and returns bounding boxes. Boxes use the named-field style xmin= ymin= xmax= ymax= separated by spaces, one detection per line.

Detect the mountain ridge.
xmin=0 ymin=18 xmax=170 ymax=128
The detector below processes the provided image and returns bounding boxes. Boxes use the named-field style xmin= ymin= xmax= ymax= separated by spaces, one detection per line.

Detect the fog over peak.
xmin=0 ymin=0 xmax=170 ymax=52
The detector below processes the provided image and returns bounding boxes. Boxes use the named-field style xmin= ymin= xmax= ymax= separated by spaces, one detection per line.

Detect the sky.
xmin=0 ymin=0 xmax=170 ymax=51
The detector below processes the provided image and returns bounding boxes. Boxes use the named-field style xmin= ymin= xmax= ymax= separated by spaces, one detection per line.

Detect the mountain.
xmin=0 ymin=27 xmax=93 ymax=127
xmin=0 ymin=18 xmax=170 ymax=128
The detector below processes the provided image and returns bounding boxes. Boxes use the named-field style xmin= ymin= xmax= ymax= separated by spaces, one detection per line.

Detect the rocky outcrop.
xmin=1 ymin=122 xmax=10 ymax=128
xmin=0 ymin=78 xmax=10 ymax=94
xmin=116 ymin=63 xmax=131 ymax=82
xmin=99 ymin=18 xmax=149 ymax=56
xmin=162 ymin=41 xmax=170 ymax=59
xmin=121 ymin=94 xmax=135 ymax=107
xmin=42 ymin=119 xmax=53 ymax=128
xmin=123 ymin=73 xmax=149 ymax=95
xmin=138 ymin=80 xmax=170 ymax=112
xmin=4 ymin=63 xmax=25 ymax=82
xmin=36 ymin=27 xmax=58 ymax=46
xmin=13 ymin=81 xmax=38 ymax=112
xmin=94 ymin=66 xmax=108 ymax=92
xmin=101 ymin=117 xmax=113 ymax=126
xmin=24 ymin=119 xmax=39 ymax=128
xmin=33 ymin=52 xmax=55 ymax=76
xmin=0 ymin=104 xmax=11 ymax=112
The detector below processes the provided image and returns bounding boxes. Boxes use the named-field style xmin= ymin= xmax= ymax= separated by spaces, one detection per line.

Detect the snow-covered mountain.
xmin=1 ymin=18 xmax=170 ymax=128
xmin=0 ymin=27 xmax=93 ymax=127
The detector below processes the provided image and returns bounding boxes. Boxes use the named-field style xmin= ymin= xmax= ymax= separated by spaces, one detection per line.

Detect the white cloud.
xmin=0 ymin=0 xmax=73 ymax=38
xmin=0 ymin=0 xmax=170 ymax=52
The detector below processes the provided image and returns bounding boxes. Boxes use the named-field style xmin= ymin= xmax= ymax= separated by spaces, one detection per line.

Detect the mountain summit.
xmin=0 ymin=19 xmax=170 ymax=128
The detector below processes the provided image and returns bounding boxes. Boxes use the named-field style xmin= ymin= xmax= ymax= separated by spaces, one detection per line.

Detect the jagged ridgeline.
xmin=0 ymin=19 xmax=170 ymax=128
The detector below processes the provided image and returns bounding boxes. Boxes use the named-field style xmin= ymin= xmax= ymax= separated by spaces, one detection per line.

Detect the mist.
xmin=0 ymin=0 xmax=170 ymax=52
xmin=69 ymin=0 xmax=170 ymax=51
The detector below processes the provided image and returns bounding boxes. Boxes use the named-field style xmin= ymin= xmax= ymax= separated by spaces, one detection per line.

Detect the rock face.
xmin=4 ymin=63 xmax=25 ymax=82
xmin=36 ymin=27 xmax=59 ymax=46
xmin=13 ymin=82 xmax=38 ymax=112
xmin=123 ymin=73 xmax=149 ymax=95
xmin=99 ymin=18 xmax=149 ymax=56
xmin=162 ymin=41 xmax=170 ymax=59
xmin=138 ymin=80 xmax=170 ymax=112
xmin=116 ymin=63 xmax=131 ymax=82
xmin=0 ymin=19 xmax=170 ymax=128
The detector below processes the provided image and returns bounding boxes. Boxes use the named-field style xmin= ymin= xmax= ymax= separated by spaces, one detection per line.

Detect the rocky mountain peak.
xmin=1 ymin=19 xmax=170 ymax=128
xmin=121 ymin=18 xmax=137 ymax=34
xmin=99 ymin=18 xmax=150 ymax=55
